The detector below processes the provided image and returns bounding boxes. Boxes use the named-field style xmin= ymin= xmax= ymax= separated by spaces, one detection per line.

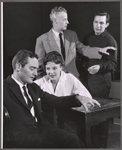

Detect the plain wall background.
xmin=3 ymin=2 xmax=120 ymax=79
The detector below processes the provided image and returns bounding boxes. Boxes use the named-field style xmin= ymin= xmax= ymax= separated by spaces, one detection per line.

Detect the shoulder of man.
xmin=28 ymin=82 xmax=43 ymax=93
xmin=36 ymin=30 xmax=51 ymax=41
xmin=83 ymin=31 xmax=94 ymax=44
xmin=105 ymin=31 xmax=116 ymax=41
xmin=4 ymin=75 xmax=15 ymax=86
xmin=105 ymin=31 xmax=117 ymax=47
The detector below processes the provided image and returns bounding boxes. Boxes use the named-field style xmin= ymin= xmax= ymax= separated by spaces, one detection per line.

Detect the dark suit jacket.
xmin=4 ymin=76 xmax=81 ymax=145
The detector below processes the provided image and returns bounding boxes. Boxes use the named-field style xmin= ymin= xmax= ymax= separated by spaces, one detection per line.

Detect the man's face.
xmin=55 ymin=11 xmax=69 ymax=31
xmin=93 ymin=15 xmax=109 ymax=35
xmin=45 ymin=61 xmax=62 ymax=83
xmin=18 ymin=57 xmax=39 ymax=85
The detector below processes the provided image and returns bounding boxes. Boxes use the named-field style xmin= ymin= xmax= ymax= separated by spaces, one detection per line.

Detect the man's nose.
xmin=96 ymin=23 xmax=100 ymax=27
xmin=33 ymin=70 xmax=38 ymax=76
xmin=67 ymin=20 xmax=69 ymax=24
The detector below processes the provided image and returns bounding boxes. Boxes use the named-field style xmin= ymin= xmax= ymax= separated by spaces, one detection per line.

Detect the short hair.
xmin=93 ymin=10 xmax=110 ymax=23
xmin=43 ymin=51 xmax=65 ymax=68
xmin=12 ymin=49 xmax=38 ymax=69
xmin=50 ymin=6 xmax=67 ymax=23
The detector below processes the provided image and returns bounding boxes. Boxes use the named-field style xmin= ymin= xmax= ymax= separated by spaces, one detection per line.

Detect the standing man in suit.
xmin=35 ymin=6 xmax=116 ymax=79
xmin=4 ymin=49 xmax=100 ymax=148
xmin=82 ymin=11 xmax=118 ymax=148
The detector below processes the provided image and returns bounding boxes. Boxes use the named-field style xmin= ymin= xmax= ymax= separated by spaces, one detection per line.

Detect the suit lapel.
xmin=27 ymin=85 xmax=41 ymax=113
xmin=47 ymin=30 xmax=71 ymax=61
xmin=63 ymin=31 xmax=70 ymax=60
xmin=27 ymin=85 xmax=39 ymax=104
xmin=47 ymin=30 xmax=61 ymax=53
xmin=7 ymin=76 xmax=29 ymax=108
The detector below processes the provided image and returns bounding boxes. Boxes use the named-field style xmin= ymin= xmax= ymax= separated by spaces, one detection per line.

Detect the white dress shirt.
xmin=34 ymin=71 xmax=92 ymax=98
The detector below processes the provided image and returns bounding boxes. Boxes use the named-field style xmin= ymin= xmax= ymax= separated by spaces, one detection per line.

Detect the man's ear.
xmin=54 ymin=18 xmax=57 ymax=24
xmin=16 ymin=62 xmax=22 ymax=72
xmin=106 ymin=22 xmax=109 ymax=28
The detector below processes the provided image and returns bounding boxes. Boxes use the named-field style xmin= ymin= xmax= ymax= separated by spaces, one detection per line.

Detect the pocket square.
xmin=38 ymin=98 xmax=41 ymax=101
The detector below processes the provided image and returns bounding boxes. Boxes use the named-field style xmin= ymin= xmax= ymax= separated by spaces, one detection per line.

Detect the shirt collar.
xmin=11 ymin=74 xmax=27 ymax=88
xmin=52 ymin=29 xmax=63 ymax=38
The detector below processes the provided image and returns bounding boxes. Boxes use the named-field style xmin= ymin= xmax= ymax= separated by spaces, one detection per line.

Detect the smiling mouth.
xmin=49 ymin=75 xmax=55 ymax=78
xmin=95 ymin=28 xmax=101 ymax=31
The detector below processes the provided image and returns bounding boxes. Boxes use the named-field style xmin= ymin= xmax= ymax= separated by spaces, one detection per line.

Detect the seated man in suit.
xmin=35 ymin=6 xmax=116 ymax=78
xmin=4 ymin=49 xmax=100 ymax=148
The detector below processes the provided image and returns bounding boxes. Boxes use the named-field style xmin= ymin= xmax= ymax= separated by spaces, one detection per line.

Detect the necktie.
xmin=23 ymin=86 xmax=33 ymax=109
xmin=59 ymin=33 xmax=65 ymax=60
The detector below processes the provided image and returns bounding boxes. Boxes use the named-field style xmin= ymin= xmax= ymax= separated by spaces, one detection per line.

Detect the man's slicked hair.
xmin=50 ymin=6 xmax=67 ymax=23
xmin=12 ymin=49 xmax=38 ymax=69
xmin=93 ymin=10 xmax=110 ymax=23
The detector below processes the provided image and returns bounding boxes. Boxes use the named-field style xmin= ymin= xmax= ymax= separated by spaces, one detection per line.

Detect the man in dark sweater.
xmin=82 ymin=11 xmax=118 ymax=148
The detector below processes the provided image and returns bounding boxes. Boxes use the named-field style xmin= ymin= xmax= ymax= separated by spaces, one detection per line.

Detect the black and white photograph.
xmin=1 ymin=0 xmax=121 ymax=149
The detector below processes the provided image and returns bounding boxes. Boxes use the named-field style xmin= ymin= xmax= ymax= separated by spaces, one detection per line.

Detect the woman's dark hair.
xmin=43 ymin=51 xmax=65 ymax=68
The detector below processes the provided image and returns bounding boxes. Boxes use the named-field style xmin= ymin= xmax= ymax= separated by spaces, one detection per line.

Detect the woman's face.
xmin=45 ymin=61 xmax=62 ymax=82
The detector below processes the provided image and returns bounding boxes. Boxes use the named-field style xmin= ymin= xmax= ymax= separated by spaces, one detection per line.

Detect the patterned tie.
xmin=23 ymin=86 xmax=33 ymax=109
xmin=59 ymin=33 xmax=65 ymax=60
